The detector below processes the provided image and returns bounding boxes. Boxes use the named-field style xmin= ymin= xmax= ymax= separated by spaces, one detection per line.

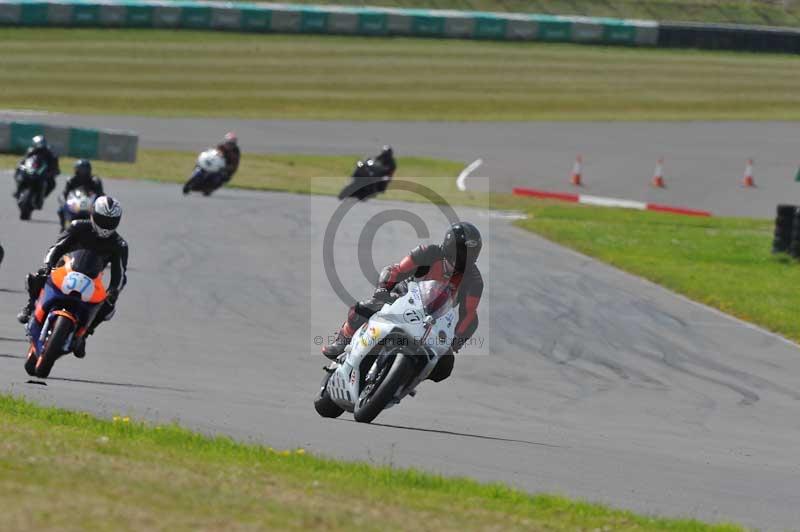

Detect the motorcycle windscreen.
xmin=417 ymin=280 xmax=455 ymax=318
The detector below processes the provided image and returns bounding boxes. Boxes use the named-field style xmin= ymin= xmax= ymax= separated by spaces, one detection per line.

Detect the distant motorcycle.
xmin=24 ymin=250 xmax=108 ymax=378
xmin=14 ymin=154 xmax=49 ymax=220
xmin=314 ymin=280 xmax=457 ymax=423
xmin=338 ymin=158 xmax=392 ymax=201
xmin=59 ymin=188 xmax=96 ymax=231
xmin=183 ymin=148 xmax=228 ymax=196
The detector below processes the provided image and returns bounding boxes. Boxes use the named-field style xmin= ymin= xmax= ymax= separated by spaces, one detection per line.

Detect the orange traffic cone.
xmin=742 ymin=159 xmax=755 ymax=188
xmin=651 ymin=157 xmax=665 ymax=188
xmin=570 ymin=155 xmax=583 ymax=186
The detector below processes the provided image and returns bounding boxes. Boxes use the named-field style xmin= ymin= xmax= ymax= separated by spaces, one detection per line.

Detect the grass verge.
xmin=0 ymin=393 xmax=742 ymax=531
xmin=1 ymin=29 xmax=799 ymax=121
xmin=517 ymin=205 xmax=800 ymax=342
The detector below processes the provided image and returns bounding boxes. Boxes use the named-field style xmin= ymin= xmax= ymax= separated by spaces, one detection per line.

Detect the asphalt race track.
xmin=3 ymin=111 xmax=799 ymax=218
xmin=2 ymin=175 xmax=800 ymax=530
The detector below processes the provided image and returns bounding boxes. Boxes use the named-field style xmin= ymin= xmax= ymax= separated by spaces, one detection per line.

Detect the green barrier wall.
xmin=0 ymin=121 xmax=138 ymax=162
xmin=0 ymin=0 xmax=660 ymax=45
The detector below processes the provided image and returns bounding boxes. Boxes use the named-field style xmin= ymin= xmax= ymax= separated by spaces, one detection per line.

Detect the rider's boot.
xmin=322 ymin=323 xmax=354 ymax=361
xmin=73 ymin=335 xmax=87 ymax=358
xmin=16 ymin=299 xmax=34 ymax=324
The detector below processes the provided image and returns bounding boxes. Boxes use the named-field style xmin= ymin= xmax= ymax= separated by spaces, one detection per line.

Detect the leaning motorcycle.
xmin=24 ymin=250 xmax=107 ymax=378
xmin=59 ymin=187 xmax=96 ymax=230
xmin=314 ymin=280 xmax=457 ymax=423
xmin=15 ymin=154 xmax=49 ymax=220
xmin=183 ymin=148 xmax=227 ymax=196
xmin=338 ymin=158 xmax=391 ymax=201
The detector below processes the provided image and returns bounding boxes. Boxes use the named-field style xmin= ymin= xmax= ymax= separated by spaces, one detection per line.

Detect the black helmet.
xmin=442 ymin=222 xmax=482 ymax=273
xmin=378 ymin=145 xmax=393 ymax=163
xmin=74 ymin=159 xmax=92 ymax=179
xmin=91 ymin=196 xmax=122 ymax=238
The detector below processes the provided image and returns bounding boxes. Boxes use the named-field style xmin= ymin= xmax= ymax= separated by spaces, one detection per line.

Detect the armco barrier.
xmin=0 ymin=1 xmax=796 ymax=52
xmin=0 ymin=0 xmax=660 ymax=46
xmin=0 ymin=121 xmax=138 ymax=162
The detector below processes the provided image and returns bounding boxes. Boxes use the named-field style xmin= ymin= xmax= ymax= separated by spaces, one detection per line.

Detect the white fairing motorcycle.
xmin=315 ymin=280 xmax=457 ymax=423
xmin=183 ymin=148 xmax=227 ymax=196
xmin=61 ymin=188 xmax=96 ymax=230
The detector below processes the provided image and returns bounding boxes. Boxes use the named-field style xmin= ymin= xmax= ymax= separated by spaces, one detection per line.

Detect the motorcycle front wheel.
xmin=18 ymin=190 xmax=33 ymax=220
xmin=353 ymin=350 xmax=415 ymax=424
xmin=35 ymin=315 xmax=74 ymax=378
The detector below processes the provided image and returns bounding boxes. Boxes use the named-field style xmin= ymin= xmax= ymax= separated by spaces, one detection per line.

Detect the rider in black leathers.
xmin=13 ymin=135 xmax=60 ymax=200
xmin=373 ymin=145 xmax=396 ymax=180
xmin=17 ymin=196 xmax=128 ymax=359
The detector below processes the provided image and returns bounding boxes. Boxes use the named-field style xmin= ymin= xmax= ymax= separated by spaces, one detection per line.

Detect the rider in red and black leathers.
xmin=323 ymin=222 xmax=483 ymax=383
xmin=216 ymin=132 xmax=240 ymax=183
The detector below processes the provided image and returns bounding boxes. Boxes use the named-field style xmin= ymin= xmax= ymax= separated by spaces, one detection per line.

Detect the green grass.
xmin=0 ymin=393 xmax=742 ymax=531
xmin=235 ymin=0 xmax=800 ymax=28
xmin=517 ymin=205 xmax=800 ymax=342
xmin=1 ymin=28 xmax=799 ymax=121
xmin=0 ymin=150 xmax=477 ymax=203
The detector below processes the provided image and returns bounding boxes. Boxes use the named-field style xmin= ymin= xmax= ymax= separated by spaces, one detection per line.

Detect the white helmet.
xmin=91 ymin=196 xmax=122 ymax=238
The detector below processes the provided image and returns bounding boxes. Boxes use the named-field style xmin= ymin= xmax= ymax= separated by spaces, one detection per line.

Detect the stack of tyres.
xmin=773 ymin=204 xmax=796 ymax=254
xmin=790 ymin=208 xmax=800 ymax=259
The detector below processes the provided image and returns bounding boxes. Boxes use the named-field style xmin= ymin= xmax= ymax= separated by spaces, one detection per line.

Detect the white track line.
xmin=456 ymin=158 xmax=482 ymax=192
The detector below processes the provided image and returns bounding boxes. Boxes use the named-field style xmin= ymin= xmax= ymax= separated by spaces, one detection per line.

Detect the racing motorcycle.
xmin=59 ymin=188 xmax=96 ymax=230
xmin=337 ymin=158 xmax=392 ymax=201
xmin=314 ymin=280 xmax=457 ymax=423
xmin=15 ymin=154 xmax=49 ymax=220
xmin=24 ymin=250 xmax=107 ymax=378
xmin=183 ymin=148 xmax=227 ymax=196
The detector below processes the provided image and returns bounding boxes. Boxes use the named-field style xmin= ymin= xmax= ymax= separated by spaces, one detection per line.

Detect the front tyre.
xmin=35 ymin=315 xmax=74 ymax=378
xmin=18 ymin=190 xmax=33 ymax=220
xmin=354 ymin=351 xmax=415 ymax=424
xmin=24 ymin=345 xmax=37 ymax=376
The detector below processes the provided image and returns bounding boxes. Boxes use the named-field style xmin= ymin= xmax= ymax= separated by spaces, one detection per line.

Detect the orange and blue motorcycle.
xmin=24 ymin=250 xmax=107 ymax=378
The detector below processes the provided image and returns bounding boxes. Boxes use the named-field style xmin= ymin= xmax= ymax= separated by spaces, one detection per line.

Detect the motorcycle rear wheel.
xmin=354 ymin=351 xmax=415 ymax=424
xmin=314 ymin=372 xmax=345 ymax=418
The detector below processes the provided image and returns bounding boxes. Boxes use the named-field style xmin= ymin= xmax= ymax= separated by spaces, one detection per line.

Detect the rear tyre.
xmin=354 ymin=351 xmax=415 ymax=424
xmin=35 ymin=315 xmax=74 ymax=378
xmin=314 ymin=373 xmax=345 ymax=418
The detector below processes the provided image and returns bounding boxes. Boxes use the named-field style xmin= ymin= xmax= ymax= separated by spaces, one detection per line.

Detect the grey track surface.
xmin=2 ymin=177 xmax=800 ymax=530
xmin=3 ymin=111 xmax=799 ymax=218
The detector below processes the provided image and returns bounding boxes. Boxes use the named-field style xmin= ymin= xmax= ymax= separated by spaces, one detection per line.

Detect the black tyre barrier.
xmin=773 ymin=204 xmax=796 ymax=254
xmin=788 ymin=207 xmax=800 ymax=259
xmin=658 ymin=22 xmax=800 ymax=54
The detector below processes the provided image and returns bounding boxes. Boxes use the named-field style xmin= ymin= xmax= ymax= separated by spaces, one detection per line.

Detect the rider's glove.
xmin=374 ymin=287 xmax=393 ymax=304
xmin=37 ymin=265 xmax=51 ymax=278
xmin=377 ymin=266 xmax=396 ymax=290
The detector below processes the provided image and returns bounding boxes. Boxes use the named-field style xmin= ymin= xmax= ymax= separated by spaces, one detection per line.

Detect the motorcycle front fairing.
xmin=28 ymin=253 xmax=107 ymax=355
xmin=327 ymin=281 xmax=458 ymax=412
